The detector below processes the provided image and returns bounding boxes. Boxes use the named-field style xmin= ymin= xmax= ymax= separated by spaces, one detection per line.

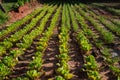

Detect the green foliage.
xmin=0 ymin=10 xmax=8 ymax=25
xmin=87 ymin=70 xmax=101 ymax=80
xmin=75 ymin=10 xmax=96 ymax=39
xmin=101 ymin=48 xmax=111 ymax=58
xmin=56 ymin=4 xmax=73 ymax=80
xmin=10 ymin=49 xmax=24 ymax=58
xmin=68 ymin=5 xmax=79 ymax=31
xmin=0 ymin=46 xmax=6 ymax=56
xmin=109 ymin=66 xmax=120 ymax=78
xmin=29 ymin=56 xmax=43 ymax=70
xmin=0 ymin=2 xmax=119 ymax=80
xmin=14 ymin=0 xmax=31 ymax=8
xmin=77 ymin=31 xmax=92 ymax=52
xmin=107 ymin=7 xmax=120 ymax=16
xmin=57 ymin=53 xmax=70 ymax=61
xmin=26 ymin=70 xmax=40 ymax=79
xmin=83 ymin=55 xmax=100 ymax=80
xmin=0 ymin=7 xmax=43 ymax=39
xmin=0 ymin=61 xmax=11 ymax=79
xmin=2 ymin=56 xmax=18 ymax=68
xmin=16 ymin=6 xmax=53 ymax=49
xmin=110 ymin=19 xmax=120 ymax=28
xmin=84 ymin=55 xmax=98 ymax=70
xmin=2 ymin=2 xmax=15 ymax=12
xmin=26 ymin=5 xmax=61 ymax=79
xmin=75 ymin=4 xmax=114 ymax=44
xmin=55 ymin=76 xmax=65 ymax=80
xmin=0 ymin=40 xmax=13 ymax=49
xmin=99 ymin=16 xmax=120 ymax=36
xmin=56 ymin=67 xmax=73 ymax=80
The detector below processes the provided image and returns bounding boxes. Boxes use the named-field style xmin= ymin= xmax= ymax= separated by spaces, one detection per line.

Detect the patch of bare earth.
xmin=8 ymin=1 xmax=42 ymax=23
xmin=67 ymin=31 xmax=87 ymax=80
xmin=41 ymin=27 xmax=59 ymax=80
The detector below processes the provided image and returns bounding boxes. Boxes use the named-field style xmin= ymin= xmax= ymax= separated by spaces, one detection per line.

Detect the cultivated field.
xmin=0 ymin=1 xmax=120 ymax=80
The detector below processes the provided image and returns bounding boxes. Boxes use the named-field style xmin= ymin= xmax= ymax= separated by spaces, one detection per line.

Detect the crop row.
xmin=0 ymin=4 xmax=55 ymax=79
xmin=0 ymin=2 xmax=119 ymax=80
xmin=70 ymin=3 xmax=120 ymax=80
xmin=0 ymin=5 xmax=46 ymax=40
xmin=68 ymin=4 xmax=100 ymax=79
xmin=90 ymin=3 xmax=120 ymax=16
xmin=16 ymin=5 xmax=57 ymax=50
xmin=80 ymin=4 xmax=120 ymax=36
xmin=69 ymin=5 xmax=92 ymax=54
xmin=109 ymin=19 xmax=120 ymax=28
xmin=76 ymin=3 xmax=120 ymax=79
xmin=75 ymin=4 xmax=114 ymax=44
xmin=98 ymin=16 xmax=120 ymax=36
xmin=0 ymin=5 xmax=54 ymax=57
xmin=55 ymin=4 xmax=73 ymax=80
xmin=13 ymin=4 xmax=61 ymax=80
xmin=84 ymin=6 xmax=120 ymax=36
xmin=106 ymin=7 xmax=120 ymax=16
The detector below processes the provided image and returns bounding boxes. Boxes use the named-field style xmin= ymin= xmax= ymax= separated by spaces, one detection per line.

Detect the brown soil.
xmin=86 ymin=7 xmax=120 ymax=55
xmin=41 ymin=27 xmax=59 ymax=80
xmin=68 ymin=31 xmax=86 ymax=80
xmin=8 ymin=19 xmax=43 ymax=78
xmin=8 ymin=1 xmax=42 ymax=23
xmin=0 ymin=3 xmax=119 ymax=80
xmin=9 ymin=47 xmax=36 ymax=78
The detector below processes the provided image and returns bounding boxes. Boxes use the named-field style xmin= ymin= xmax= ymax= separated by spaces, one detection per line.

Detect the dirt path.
xmin=41 ymin=27 xmax=59 ymax=80
xmin=67 ymin=30 xmax=87 ymax=80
